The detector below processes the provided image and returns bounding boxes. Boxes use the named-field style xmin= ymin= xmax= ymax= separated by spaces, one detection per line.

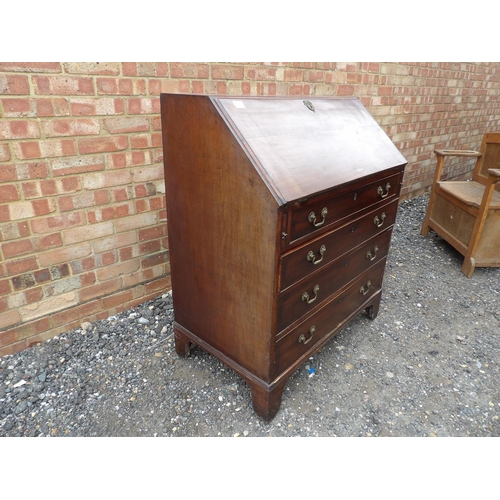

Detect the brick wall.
xmin=1 ymin=61 xmax=500 ymax=356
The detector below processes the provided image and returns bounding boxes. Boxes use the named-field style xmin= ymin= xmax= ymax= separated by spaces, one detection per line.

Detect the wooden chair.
xmin=421 ymin=133 xmax=500 ymax=277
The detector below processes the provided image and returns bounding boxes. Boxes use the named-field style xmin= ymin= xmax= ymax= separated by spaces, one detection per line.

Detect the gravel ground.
xmin=1 ymin=193 xmax=499 ymax=438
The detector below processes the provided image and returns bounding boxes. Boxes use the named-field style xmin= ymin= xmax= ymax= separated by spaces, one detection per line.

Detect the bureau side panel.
xmin=160 ymin=94 xmax=279 ymax=381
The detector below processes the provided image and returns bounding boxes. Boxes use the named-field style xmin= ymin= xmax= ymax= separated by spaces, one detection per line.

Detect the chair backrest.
xmin=473 ymin=133 xmax=500 ymax=191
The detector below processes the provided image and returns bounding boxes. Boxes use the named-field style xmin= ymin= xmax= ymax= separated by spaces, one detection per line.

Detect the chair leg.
xmin=420 ymin=218 xmax=431 ymax=237
xmin=461 ymin=256 xmax=476 ymax=278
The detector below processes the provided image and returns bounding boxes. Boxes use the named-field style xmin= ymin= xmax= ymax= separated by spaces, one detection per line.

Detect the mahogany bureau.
xmin=160 ymin=94 xmax=407 ymax=421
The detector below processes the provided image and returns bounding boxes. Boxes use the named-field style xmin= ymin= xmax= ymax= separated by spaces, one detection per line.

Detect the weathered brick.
xmin=42 ymin=118 xmax=100 ymax=137
xmin=115 ymin=212 xmax=157 ymax=232
xmin=33 ymin=232 xmax=64 ymax=251
xmin=78 ymin=136 xmax=128 ymax=154
xmin=51 ymin=299 xmax=101 ymax=327
xmin=0 ymin=74 xmax=30 ymax=94
xmin=70 ymin=98 xmax=124 ymax=116
xmin=7 ymin=198 xmax=56 ymax=220
xmin=0 ymin=120 xmax=40 ymax=140
xmin=92 ymin=232 xmax=137 ymax=254
xmin=63 ymin=62 xmax=120 ymax=75
xmin=103 ymin=116 xmax=150 ymax=134
xmin=0 ymin=308 xmax=21 ymax=329
xmin=52 ymin=154 xmax=105 ymax=176
xmin=0 ymin=143 xmax=11 ymax=162
xmin=82 ymin=170 xmax=132 ymax=190
xmin=96 ymin=259 xmax=140 ymax=281
xmin=35 ymin=98 xmax=70 ymax=117
xmin=63 ymin=220 xmax=114 ymax=244
xmin=33 ymin=75 xmax=94 ymax=95
xmin=14 ymin=139 xmax=77 ymax=160
xmin=20 ymin=290 xmax=78 ymax=322
xmin=37 ymin=242 xmax=92 ymax=267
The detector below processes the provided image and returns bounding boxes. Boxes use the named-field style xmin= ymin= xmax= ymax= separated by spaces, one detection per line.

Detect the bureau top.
xmin=161 ymin=94 xmax=407 ymax=204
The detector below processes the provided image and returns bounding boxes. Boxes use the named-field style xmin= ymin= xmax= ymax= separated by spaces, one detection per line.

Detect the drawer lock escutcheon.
xmin=374 ymin=212 xmax=386 ymax=228
xmin=302 ymin=284 xmax=320 ymax=304
xmin=377 ymin=183 xmax=391 ymax=198
xmin=308 ymin=207 xmax=328 ymax=227
xmin=307 ymin=244 xmax=326 ymax=265
xmin=298 ymin=325 xmax=316 ymax=345
xmin=360 ymin=280 xmax=372 ymax=296
xmin=366 ymin=245 xmax=379 ymax=261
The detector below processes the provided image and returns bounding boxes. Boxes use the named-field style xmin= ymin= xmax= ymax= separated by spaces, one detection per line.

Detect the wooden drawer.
xmin=276 ymin=229 xmax=392 ymax=333
xmin=274 ymin=259 xmax=386 ymax=375
xmin=287 ymin=172 xmax=400 ymax=243
xmin=279 ymin=198 xmax=398 ymax=291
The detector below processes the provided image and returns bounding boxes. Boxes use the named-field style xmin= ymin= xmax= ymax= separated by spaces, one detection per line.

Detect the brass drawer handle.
xmin=374 ymin=212 xmax=386 ymax=228
xmin=307 ymin=244 xmax=326 ymax=265
xmin=298 ymin=325 xmax=315 ymax=345
xmin=377 ymin=183 xmax=391 ymax=198
xmin=366 ymin=245 xmax=379 ymax=261
xmin=360 ymin=280 xmax=372 ymax=296
xmin=302 ymin=284 xmax=320 ymax=304
xmin=308 ymin=207 xmax=328 ymax=227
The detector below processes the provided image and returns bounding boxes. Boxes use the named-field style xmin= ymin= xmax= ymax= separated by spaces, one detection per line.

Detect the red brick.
xmin=0 ymin=205 xmax=10 ymax=222
xmin=88 ymin=204 xmax=131 ymax=223
xmin=139 ymin=240 xmax=161 ymax=254
xmin=101 ymin=289 xmax=135 ymax=309
xmin=0 ymin=164 xmax=16 ymax=181
xmin=0 ymin=184 xmax=20 ymax=202
xmin=1 ymin=97 xmax=32 ymax=115
xmin=0 ymin=278 xmax=11 ymax=296
xmin=24 ymin=287 xmax=43 ymax=304
xmin=78 ymin=277 xmax=122 ymax=302
xmin=130 ymin=135 xmax=150 ymax=149
xmin=141 ymin=251 xmax=168 ymax=269
xmin=2 ymin=238 xmax=34 ymax=258
xmin=139 ymin=226 xmax=166 ymax=242
xmin=337 ymin=85 xmax=355 ymax=96
xmin=6 ymin=257 xmax=38 ymax=276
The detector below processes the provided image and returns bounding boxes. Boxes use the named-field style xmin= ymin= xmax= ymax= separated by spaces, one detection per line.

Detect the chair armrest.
xmin=434 ymin=149 xmax=482 ymax=158
xmin=487 ymin=168 xmax=500 ymax=180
